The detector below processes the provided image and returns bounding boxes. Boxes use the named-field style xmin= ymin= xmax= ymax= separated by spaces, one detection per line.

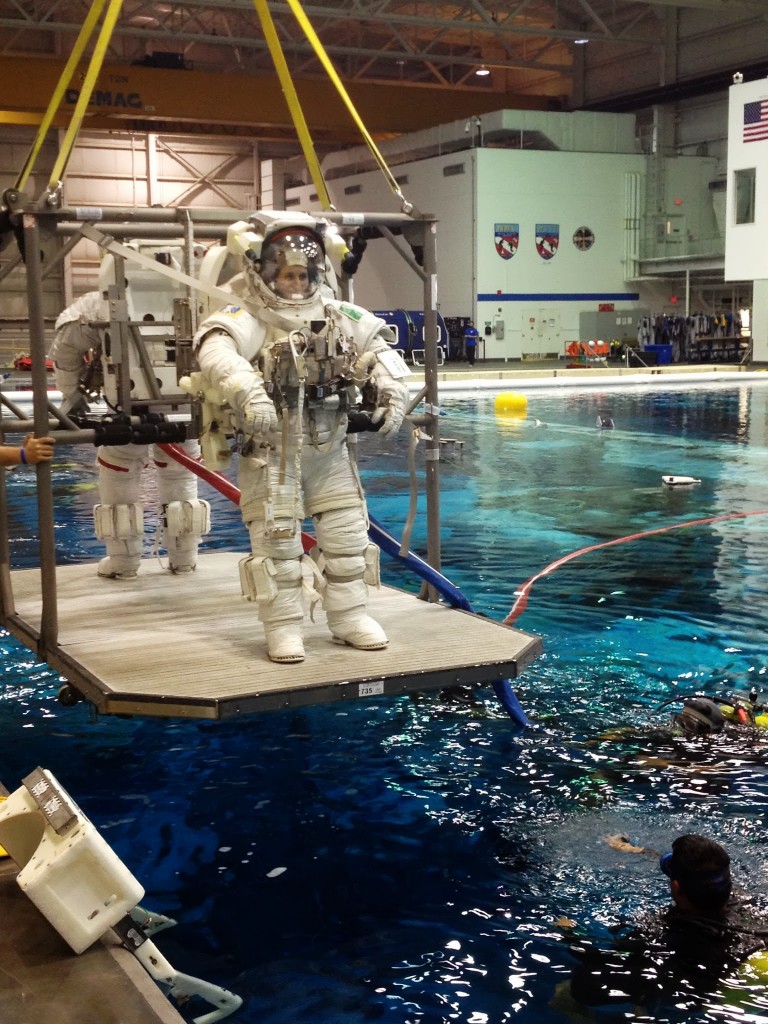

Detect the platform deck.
xmin=7 ymin=552 xmax=541 ymax=719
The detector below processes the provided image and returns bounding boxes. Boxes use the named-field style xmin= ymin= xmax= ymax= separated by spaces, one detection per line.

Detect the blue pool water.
xmin=4 ymin=379 xmax=768 ymax=1023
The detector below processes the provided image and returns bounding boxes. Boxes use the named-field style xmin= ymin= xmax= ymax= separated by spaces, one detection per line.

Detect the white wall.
xmin=752 ymin=279 xmax=768 ymax=363
xmin=474 ymin=149 xmax=646 ymax=358
xmin=725 ymin=78 xmax=768 ymax=361
xmin=290 ymin=144 xmax=648 ymax=360
xmin=290 ymin=150 xmax=475 ymax=317
xmin=725 ymin=78 xmax=768 ymax=281
xmin=0 ymin=127 xmax=261 ymax=316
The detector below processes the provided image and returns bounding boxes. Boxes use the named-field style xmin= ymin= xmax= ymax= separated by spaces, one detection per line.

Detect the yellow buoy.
xmin=494 ymin=392 xmax=528 ymax=417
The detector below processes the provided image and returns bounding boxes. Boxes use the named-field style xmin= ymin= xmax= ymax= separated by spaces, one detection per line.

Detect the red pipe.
xmin=504 ymin=508 xmax=768 ymax=626
xmin=157 ymin=443 xmax=316 ymax=551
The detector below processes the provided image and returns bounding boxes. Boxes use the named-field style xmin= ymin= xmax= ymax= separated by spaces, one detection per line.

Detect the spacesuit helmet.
xmin=227 ymin=212 xmax=331 ymax=306
xmin=258 ymin=226 xmax=326 ymax=301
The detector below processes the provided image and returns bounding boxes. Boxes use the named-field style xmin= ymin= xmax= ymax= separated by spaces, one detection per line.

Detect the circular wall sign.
xmin=573 ymin=226 xmax=595 ymax=251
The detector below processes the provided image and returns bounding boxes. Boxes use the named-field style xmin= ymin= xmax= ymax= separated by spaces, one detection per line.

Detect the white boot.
xmin=97 ymin=542 xmax=142 ymax=580
xmin=264 ymin=621 xmax=305 ymax=663
xmin=94 ymin=502 xmax=143 ymax=579
xmin=324 ymin=579 xmax=388 ymax=650
xmin=261 ymin=585 xmax=305 ymax=663
xmin=240 ymin=555 xmax=306 ymax=663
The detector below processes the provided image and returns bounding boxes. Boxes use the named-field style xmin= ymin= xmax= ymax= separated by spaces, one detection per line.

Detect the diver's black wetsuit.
xmin=569 ymin=896 xmax=768 ymax=1008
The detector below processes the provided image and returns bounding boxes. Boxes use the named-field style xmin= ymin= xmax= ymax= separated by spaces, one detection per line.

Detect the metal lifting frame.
xmin=0 ymin=201 xmax=443 ymax=665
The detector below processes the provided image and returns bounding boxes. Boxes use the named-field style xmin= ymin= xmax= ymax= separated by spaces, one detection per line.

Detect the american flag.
xmin=743 ymin=99 xmax=768 ymax=142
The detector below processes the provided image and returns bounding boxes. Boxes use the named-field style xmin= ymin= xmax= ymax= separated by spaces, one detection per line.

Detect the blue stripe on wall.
xmin=477 ymin=293 xmax=640 ymax=302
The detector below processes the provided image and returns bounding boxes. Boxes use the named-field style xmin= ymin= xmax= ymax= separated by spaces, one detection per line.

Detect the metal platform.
xmin=7 ymin=552 xmax=541 ymax=719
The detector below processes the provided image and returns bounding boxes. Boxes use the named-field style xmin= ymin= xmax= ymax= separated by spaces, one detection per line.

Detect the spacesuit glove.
xmin=370 ymin=382 xmax=408 ymax=437
xmin=223 ymin=370 xmax=278 ymax=436
xmin=239 ymin=389 xmax=278 ymax=436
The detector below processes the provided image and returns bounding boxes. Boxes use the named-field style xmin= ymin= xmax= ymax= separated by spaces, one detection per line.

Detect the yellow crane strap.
xmin=251 ymin=0 xmax=333 ymax=211
xmin=47 ymin=0 xmax=125 ymax=196
xmin=284 ymin=0 xmax=413 ymax=215
xmin=15 ymin=0 xmax=111 ymax=193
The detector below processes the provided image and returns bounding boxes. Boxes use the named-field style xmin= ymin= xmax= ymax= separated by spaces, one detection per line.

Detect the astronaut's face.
xmin=273 ymin=265 xmax=311 ymax=300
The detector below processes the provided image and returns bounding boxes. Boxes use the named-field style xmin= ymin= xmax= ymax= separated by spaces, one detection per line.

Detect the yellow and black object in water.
xmin=718 ymin=701 xmax=768 ymax=729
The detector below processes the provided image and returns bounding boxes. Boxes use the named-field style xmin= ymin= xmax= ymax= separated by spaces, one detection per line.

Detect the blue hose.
xmin=367 ymin=514 xmax=473 ymax=611
xmin=367 ymin=513 xmax=529 ymax=728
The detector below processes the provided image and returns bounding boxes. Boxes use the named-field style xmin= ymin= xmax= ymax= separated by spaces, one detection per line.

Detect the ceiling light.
xmin=573 ymin=38 xmax=589 ymax=45
xmin=475 ymin=65 xmax=490 ymax=77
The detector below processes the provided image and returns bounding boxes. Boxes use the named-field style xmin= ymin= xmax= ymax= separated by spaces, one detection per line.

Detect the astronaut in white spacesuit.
xmin=50 ymin=271 xmax=211 ymax=580
xmin=191 ymin=211 xmax=410 ymax=664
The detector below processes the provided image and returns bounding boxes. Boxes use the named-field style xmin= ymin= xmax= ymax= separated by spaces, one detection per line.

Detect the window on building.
xmin=734 ymin=168 xmax=756 ymax=224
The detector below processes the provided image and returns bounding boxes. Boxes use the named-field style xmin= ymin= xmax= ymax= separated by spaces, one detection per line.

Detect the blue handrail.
xmin=368 ymin=513 xmax=529 ymax=728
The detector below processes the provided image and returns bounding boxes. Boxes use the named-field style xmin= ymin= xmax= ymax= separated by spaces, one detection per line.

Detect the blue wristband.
xmin=19 ymin=447 xmax=27 ymax=465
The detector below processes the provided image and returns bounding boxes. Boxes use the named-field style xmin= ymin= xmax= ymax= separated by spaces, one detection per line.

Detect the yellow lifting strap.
xmin=284 ymin=0 xmax=413 ymax=215
xmin=251 ymin=0 xmax=333 ymax=211
xmin=47 ymin=0 xmax=126 ymax=197
xmin=15 ymin=0 xmax=111 ymax=194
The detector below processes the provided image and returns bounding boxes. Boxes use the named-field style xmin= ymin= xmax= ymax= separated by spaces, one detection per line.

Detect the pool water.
xmin=4 ymin=380 xmax=768 ymax=1023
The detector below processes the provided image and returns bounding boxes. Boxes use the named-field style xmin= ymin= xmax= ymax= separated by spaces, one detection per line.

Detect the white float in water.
xmin=661 ymin=475 xmax=701 ymax=487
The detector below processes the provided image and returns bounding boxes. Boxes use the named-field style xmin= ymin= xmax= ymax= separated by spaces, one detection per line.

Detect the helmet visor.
xmin=259 ymin=228 xmax=325 ymax=299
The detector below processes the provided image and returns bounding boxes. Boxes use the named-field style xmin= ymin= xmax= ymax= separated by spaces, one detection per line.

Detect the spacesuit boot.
xmin=162 ymin=499 xmax=212 ymax=574
xmin=240 ymin=555 xmax=306 ymax=663
xmin=323 ymin=578 xmax=388 ymax=650
xmin=94 ymin=503 xmax=144 ymax=580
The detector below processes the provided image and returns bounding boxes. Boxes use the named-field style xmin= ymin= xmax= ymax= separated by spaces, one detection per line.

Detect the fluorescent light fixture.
xmin=573 ymin=37 xmax=589 ymax=45
xmin=475 ymin=65 xmax=490 ymax=77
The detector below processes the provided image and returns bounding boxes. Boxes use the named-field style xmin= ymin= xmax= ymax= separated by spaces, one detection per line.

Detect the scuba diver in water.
xmin=667 ymin=690 xmax=768 ymax=734
xmin=555 ymin=833 xmax=768 ymax=1014
xmin=566 ymin=693 xmax=768 ymax=811
xmin=594 ymin=692 xmax=768 ymax=747
xmin=675 ymin=696 xmax=726 ymax=734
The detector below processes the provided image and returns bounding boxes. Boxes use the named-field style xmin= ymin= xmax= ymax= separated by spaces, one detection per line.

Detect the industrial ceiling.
xmin=2 ymin=0 xmax=768 ymax=153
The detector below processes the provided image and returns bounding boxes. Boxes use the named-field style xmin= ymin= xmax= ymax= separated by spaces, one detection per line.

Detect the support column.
xmin=751 ymin=279 xmax=768 ymax=362
xmin=260 ymin=159 xmax=285 ymax=209
xmin=146 ymin=134 xmax=158 ymax=207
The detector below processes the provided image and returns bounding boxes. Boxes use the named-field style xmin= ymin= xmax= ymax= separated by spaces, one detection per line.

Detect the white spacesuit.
xmin=191 ymin=211 xmax=410 ymax=664
xmin=51 ymin=286 xmax=211 ymax=579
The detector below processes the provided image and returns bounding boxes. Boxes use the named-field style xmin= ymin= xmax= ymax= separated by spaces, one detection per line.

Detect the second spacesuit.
xmin=191 ymin=211 xmax=410 ymax=663
xmin=50 ymin=277 xmax=211 ymax=579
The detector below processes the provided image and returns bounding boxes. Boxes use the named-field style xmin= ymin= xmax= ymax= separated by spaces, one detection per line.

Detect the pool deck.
xmin=407 ymin=357 xmax=768 ymax=391
xmin=0 ymin=857 xmax=185 ymax=1024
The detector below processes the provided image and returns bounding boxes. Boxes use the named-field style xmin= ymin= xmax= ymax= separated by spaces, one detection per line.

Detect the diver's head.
xmin=660 ymin=834 xmax=732 ymax=912
xmin=676 ymin=697 xmax=725 ymax=735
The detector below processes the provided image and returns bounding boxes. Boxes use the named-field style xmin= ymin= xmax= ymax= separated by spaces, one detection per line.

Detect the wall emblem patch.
xmin=494 ymin=223 xmax=519 ymax=260
xmin=535 ymin=224 xmax=559 ymax=260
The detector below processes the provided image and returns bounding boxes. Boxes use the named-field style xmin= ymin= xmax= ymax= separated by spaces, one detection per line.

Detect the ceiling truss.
xmin=0 ymin=0 xmax=667 ymax=92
